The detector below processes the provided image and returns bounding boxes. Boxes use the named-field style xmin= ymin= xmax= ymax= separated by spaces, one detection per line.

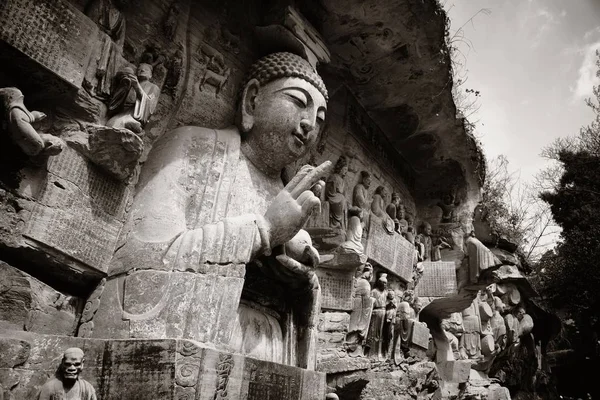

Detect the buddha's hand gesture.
xmin=264 ymin=161 xmax=332 ymax=248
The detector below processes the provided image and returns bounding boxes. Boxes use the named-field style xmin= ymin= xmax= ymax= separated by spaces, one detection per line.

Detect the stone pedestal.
xmin=0 ymin=330 xmax=326 ymax=399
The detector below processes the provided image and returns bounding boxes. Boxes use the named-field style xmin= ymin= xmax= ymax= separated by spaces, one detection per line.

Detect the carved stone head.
xmin=333 ymin=156 xmax=349 ymax=177
xmin=0 ymin=87 xmax=25 ymax=110
xmin=60 ymin=348 xmax=84 ymax=381
xmin=137 ymin=63 xmax=153 ymax=81
xmin=360 ymin=171 xmax=372 ymax=188
xmin=239 ymin=52 xmax=328 ymax=173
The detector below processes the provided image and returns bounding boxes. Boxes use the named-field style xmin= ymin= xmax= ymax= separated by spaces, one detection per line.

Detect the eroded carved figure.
xmin=326 ymin=156 xmax=348 ymax=230
xmin=107 ymin=63 xmax=160 ymax=133
xmin=366 ymin=273 xmax=388 ymax=360
xmin=438 ymin=192 xmax=459 ymax=223
xmin=347 ymin=263 xmax=374 ymax=357
xmin=84 ymin=0 xmax=129 ymax=97
xmin=353 ymin=171 xmax=371 ymax=210
xmin=90 ymin=52 xmax=330 ymax=369
xmin=0 ymin=87 xmax=64 ymax=157
xmin=339 ymin=206 xmax=364 ymax=254
xmin=37 ymin=348 xmax=97 ymax=400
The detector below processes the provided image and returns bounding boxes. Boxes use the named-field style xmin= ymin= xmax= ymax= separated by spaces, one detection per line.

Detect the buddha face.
xmin=242 ymin=77 xmax=327 ymax=170
xmin=61 ymin=353 xmax=83 ymax=381
xmin=363 ymin=175 xmax=372 ymax=188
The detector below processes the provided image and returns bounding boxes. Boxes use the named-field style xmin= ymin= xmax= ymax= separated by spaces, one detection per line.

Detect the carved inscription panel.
xmin=316 ymin=268 xmax=354 ymax=311
xmin=0 ymin=0 xmax=98 ymax=87
xmin=24 ymin=148 xmax=128 ymax=272
xmin=394 ymin=235 xmax=414 ymax=282
xmin=416 ymin=261 xmax=457 ymax=297
xmin=365 ymin=214 xmax=396 ymax=270
xmin=365 ymin=214 xmax=414 ymax=282
xmin=245 ymin=359 xmax=301 ymax=400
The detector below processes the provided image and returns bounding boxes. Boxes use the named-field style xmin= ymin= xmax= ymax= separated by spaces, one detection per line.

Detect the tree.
xmin=481 ymin=155 xmax=559 ymax=264
xmin=539 ymin=50 xmax=600 ymax=321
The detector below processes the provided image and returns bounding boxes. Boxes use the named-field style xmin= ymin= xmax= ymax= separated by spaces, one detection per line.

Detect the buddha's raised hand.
xmin=264 ymin=161 xmax=332 ymax=248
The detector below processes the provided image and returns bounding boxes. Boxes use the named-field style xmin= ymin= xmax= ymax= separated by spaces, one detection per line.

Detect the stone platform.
xmin=0 ymin=330 xmax=325 ymax=399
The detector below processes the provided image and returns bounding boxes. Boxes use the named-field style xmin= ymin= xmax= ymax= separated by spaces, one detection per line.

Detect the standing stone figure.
xmin=0 ymin=87 xmax=64 ymax=157
xmin=325 ymin=156 xmax=348 ymax=230
xmin=347 ymin=263 xmax=374 ymax=357
xmin=37 ymin=348 xmax=97 ymax=400
xmin=89 ymin=52 xmax=330 ymax=369
xmin=107 ymin=63 xmax=161 ymax=133
xmin=85 ymin=0 xmax=129 ymax=98
xmin=417 ymin=222 xmax=433 ymax=261
xmin=459 ymin=299 xmax=482 ymax=360
xmin=367 ymin=273 xmax=388 ymax=360
xmin=383 ymin=290 xmax=397 ymax=358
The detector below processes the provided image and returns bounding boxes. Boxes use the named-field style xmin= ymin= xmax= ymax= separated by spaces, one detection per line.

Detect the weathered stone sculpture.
xmin=347 ymin=263 xmax=374 ymax=357
xmin=464 ymin=232 xmax=500 ymax=286
xmin=459 ymin=300 xmax=482 ymax=360
xmin=0 ymin=87 xmax=64 ymax=157
xmin=89 ymin=52 xmax=331 ymax=370
xmin=85 ymin=0 xmax=128 ymax=98
xmin=432 ymin=235 xmax=451 ymax=262
xmin=353 ymin=170 xmax=371 ymax=210
xmin=367 ymin=273 xmax=388 ymax=360
xmin=339 ymin=206 xmax=364 ymax=254
xmin=438 ymin=192 xmax=460 ymax=223
xmin=417 ymin=222 xmax=433 ymax=261
xmin=85 ymin=0 xmax=127 ymax=45
xmin=326 ymin=156 xmax=348 ymax=230
xmin=386 ymin=192 xmax=408 ymax=233
xmin=37 ymin=348 xmax=97 ymax=400
xmin=107 ymin=63 xmax=160 ymax=133
xmin=383 ymin=290 xmax=397 ymax=358
xmin=371 ymin=186 xmax=387 ymax=218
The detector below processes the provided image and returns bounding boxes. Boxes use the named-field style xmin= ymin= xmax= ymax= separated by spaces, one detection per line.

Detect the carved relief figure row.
xmin=346 ymin=264 xmax=429 ymax=363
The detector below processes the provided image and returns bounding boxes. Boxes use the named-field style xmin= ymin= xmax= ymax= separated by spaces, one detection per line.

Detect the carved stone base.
xmin=0 ymin=330 xmax=326 ymax=400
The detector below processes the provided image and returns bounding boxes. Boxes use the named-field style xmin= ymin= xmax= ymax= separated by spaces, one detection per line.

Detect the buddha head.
xmin=361 ymin=262 xmax=373 ymax=280
xmin=238 ymin=52 xmax=328 ymax=174
xmin=60 ymin=348 xmax=85 ymax=381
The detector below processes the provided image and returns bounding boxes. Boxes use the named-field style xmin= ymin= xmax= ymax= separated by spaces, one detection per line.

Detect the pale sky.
xmin=445 ymin=0 xmax=600 ymax=182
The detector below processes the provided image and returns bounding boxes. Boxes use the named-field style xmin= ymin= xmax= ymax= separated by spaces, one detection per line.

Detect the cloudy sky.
xmin=445 ymin=0 xmax=600 ymax=182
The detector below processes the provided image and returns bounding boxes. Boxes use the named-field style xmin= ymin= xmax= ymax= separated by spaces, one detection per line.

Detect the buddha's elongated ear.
xmin=240 ymin=79 xmax=260 ymax=133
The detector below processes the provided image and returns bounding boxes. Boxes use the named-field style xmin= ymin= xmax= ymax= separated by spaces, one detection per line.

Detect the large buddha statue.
xmin=89 ymin=52 xmax=331 ymax=369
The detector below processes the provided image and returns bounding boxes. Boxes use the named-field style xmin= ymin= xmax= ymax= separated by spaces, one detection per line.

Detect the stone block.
xmin=488 ymin=384 xmax=511 ymax=400
xmin=436 ymin=360 xmax=471 ymax=383
xmin=416 ymin=262 xmax=457 ymax=297
xmin=317 ymin=268 xmax=355 ymax=311
xmin=23 ymin=147 xmax=129 ymax=275
xmin=317 ymin=354 xmax=371 ymax=374
xmin=319 ymin=312 xmax=351 ymax=332
xmin=0 ymin=261 xmax=83 ymax=335
xmin=0 ymin=0 xmax=100 ymax=89
xmin=0 ymin=331 xmax=326 ymax=400
xmin=365 ymin=214 xmax=414 ymax=282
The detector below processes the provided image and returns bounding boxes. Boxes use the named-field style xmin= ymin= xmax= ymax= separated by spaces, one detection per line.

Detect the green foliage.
xmin=538 ymin=51 xmax=600 ymax=334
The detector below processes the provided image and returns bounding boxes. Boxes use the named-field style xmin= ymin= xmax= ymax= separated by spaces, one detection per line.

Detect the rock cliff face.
xmin=0 ymin=1 xmax=539 ymax=399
